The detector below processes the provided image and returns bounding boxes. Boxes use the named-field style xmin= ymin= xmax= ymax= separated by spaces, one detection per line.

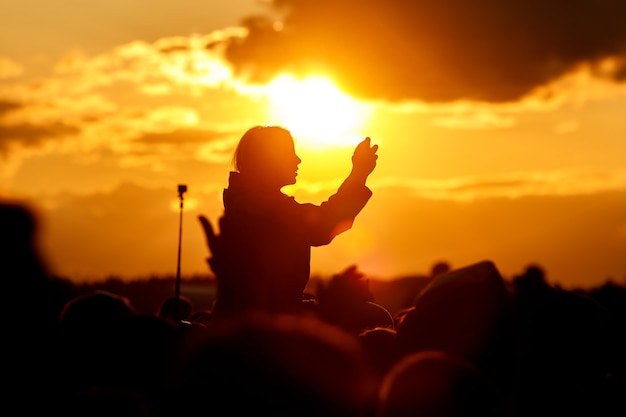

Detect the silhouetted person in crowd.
xmin=506 ymin=264 xmax=621 ymax=416
xmin=376 ymin=350 xmax=502 ymax=417
xmin=58 ymin=290 xmax=136 ymax=327
xmin=170 ymin=312 xmax=378 ymax=417
xmin=316 ymin=265 xmax=395 ymax=334
xmin=430 ymin=260 xmax=451 ymax=278
xmin=53 ymin=290 xmax=138 ymax=398
xmin=52 ymin=291 xmax=180 ymax=417
xmin=1 ymin=200 xmax=68 ymax=330
xmin=395 ymin=260 xmax=508 ymax=365
xmin=1 ymin=200 xmax=74 ymax=414
xmin=157 ymin=295 xmax=193 ymax=324
xmin=199 ymin=125 xmax=378 ymax=316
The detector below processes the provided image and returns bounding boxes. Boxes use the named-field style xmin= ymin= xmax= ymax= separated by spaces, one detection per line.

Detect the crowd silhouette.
xmin=2 ymin=125 xmax=626 ymax=416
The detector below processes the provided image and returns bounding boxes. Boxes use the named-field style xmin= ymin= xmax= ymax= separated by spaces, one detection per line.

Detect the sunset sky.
xmin=1 ymin=0 xmax=625 ymax=289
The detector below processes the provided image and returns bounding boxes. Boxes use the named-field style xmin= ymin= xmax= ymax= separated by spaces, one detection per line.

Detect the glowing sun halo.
xmin=265 ymin=75 xmax=371 ymax=149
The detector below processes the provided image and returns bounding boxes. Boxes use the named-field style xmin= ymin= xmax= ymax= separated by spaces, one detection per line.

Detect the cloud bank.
xmin=223 ymin=0 xmax=626 ymax=102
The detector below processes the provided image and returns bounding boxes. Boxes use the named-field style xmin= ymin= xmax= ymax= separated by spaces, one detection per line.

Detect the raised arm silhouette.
xmin=199 ymin=125 xmax=378 ymax=317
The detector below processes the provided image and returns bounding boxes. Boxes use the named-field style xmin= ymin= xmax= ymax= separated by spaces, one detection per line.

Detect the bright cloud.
xmin=372 ymin=169 xmax=626 ymax=202
xmin=0 ymin=57 xmax=22 ymax=79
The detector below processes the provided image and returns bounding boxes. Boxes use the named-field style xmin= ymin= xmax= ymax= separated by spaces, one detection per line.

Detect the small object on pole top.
xmin=178 ymin=184 xmax=187 ymax=199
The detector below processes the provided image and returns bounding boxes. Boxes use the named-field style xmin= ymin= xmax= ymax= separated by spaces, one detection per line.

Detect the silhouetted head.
xmin=430 ymin=261 xmax=451 ymax=278
xmin=513 ymin=263 xmax=548 ymax=292
xmin=0 ymin=201 xmax=36 ymax=247
xmin=233 ymin=125 xmax=302 ymax=188
xmin=58 ymin=290 xmax=135 ymax=328
xmin=1 ymin=200 xmax=51 ymax=283
xmin=172 ymin=312 xmax=377 ymax=417
xmin=377 ymin=350 xmax=500 ymax=417
xmin=157 ymin=295 xmax=193 ymax=323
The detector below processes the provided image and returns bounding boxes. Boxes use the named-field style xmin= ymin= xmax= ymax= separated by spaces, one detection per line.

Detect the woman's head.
xmin=233 ymin=125 xmax=301 ymax=187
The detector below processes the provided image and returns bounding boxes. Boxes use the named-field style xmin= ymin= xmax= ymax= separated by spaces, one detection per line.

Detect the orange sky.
xmin=1 ymin=1 xmax=625 ymax=289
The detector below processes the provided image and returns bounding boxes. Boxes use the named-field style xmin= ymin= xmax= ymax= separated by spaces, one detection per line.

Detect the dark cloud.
xmin=136 ymin=128 xmax=226 ymax=144
xmin=223 ymin=0 xmax=626 ymax=102
xmin=0 ymin=101 xmax=21 ymax=117
xmin=0 ymin=122 xmax=78 ymax=155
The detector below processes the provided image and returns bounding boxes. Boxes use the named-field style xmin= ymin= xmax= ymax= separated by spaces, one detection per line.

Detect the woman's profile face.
xmin=236 ymin=126 xmax=302 ymax=188
xmin=266 ymin=133 xmax=302 ymax=188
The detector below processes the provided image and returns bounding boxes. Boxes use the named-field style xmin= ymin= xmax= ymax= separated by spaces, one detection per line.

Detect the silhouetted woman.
xmin=201 ymin=125 xmax=378 ymax=316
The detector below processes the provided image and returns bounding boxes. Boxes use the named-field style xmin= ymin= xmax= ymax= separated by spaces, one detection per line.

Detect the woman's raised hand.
xmin=351 ymin=137 xmax=379 ymax=179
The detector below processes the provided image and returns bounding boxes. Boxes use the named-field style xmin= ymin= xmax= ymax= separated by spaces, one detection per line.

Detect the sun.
xmin=264 ymin=74 xmax=372 ymax=149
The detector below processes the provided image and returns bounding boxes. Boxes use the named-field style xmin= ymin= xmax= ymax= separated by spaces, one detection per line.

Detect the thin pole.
xmin=175 ymin=186 xmax=185 ymax=301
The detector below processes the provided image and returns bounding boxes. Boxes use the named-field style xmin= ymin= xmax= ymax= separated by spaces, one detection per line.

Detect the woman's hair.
xmin=233 ymin=125 xmax=293 ymax=174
